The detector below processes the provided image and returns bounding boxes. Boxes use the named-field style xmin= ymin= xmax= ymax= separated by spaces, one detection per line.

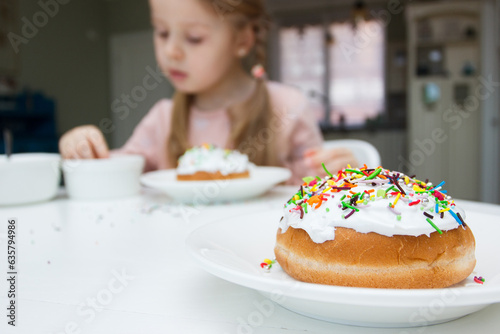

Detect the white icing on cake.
xmin=176 ymin=144 xmax=249 ymax=175
xmin=279 ymin=167 xmax=466 ymax=243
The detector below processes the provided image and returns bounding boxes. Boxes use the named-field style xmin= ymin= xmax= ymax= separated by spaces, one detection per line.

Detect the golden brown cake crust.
xmin=176 ymin=170 xmax=249 ymax=181
xmin=274 ymin=226 xmax=476 ymax=289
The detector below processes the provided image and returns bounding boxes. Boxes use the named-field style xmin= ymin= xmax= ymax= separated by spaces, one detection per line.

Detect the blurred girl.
xmin=59 ymin=0 xmax=356 ymax=183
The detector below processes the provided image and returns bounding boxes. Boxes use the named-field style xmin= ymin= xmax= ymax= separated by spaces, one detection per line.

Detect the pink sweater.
xmin=116 ymin=81 xmax=323 ymax=184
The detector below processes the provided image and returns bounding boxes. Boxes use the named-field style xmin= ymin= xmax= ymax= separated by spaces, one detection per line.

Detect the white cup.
xmin=0 ymin=153 xmax=61 ymax=206
xmin=62 ymin=155 xmax=145 ymax=200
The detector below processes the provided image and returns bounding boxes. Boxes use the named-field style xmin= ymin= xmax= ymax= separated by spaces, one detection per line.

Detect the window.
xmin=280 ymin=26 xmax=325 ymax=122
xmin=280 ymin=20 xmax=386 ymax=128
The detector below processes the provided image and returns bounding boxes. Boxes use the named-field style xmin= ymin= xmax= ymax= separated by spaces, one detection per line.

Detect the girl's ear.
xmin=234 ymin=24 xmax=256 ymax=58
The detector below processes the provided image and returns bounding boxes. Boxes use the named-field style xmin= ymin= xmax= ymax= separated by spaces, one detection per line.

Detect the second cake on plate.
xmin=176 ymin=144 xmax=250 ymax=181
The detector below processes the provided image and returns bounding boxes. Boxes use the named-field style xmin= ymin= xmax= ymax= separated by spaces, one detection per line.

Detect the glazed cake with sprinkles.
xmin=176 ymin=144 xmax=250 ymax=181
xmin=274 ymin=164 xmax=476 ymax=289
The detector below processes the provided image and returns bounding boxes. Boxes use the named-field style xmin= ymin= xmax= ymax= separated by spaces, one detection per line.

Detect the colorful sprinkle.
xmin=423 ymin=212 xmax=434 ymax=219
xmin=285 ymin=165 xmax=462 ymax=237
xmin=384 ymin=185 xmax=396 ymax=196
xmin=302 ymin=176 xmax=315 ymax=183
xmin=456 ymin=212 xmax=467 ymax=227
xmin=322 ymin=163 xmax=333 ymax=178
xmin=434 ymin=191 xmax=445 ymax=201
xmin=430 ymin=181 xmax=445 ymax=191
xmin=342 ymin=202 xmax=359 ymax=212
xmin=260 ymin=258 xmax=276 ymax=270
xmin=474 ymin=276 xmax=485 ymax=284
xmin=345 ymin=209 xmax=356 ymax=219
xmin=388 ymin=205 xmax=401 ymax=216
xmin=345 ymin=168 xmax=364 ymax=175
xmin=366 ymin=168 xmax=382 ymax=180
xmin=392 ymin=193 xmax=401 ymax=208
xmin=426 ymin=218 xmax=443 ymax=234
xmin=448 ymin=210 xmax=462 ymax=225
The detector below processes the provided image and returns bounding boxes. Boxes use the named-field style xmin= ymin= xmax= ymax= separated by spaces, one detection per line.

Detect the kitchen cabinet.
xmin=406 ymin=1 xmax=482 ymax=200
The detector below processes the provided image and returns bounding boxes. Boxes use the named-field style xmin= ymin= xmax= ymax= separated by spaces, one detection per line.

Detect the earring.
xmin=252 ymin=64 xmax=266 ymax=79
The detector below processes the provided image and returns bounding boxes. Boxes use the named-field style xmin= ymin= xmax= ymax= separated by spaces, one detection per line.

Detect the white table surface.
xmin=0 ymin=186 xmax=499 ymax=334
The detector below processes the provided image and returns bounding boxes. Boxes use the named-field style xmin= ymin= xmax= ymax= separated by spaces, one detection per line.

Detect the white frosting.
xmin=177 ymin=145 xmax=249 ymax=175
xmin=279 ymin=168 xmax=466 ymax=243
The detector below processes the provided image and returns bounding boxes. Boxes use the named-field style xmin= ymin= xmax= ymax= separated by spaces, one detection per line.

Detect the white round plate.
xmin=186 ymin=204 xmax=500 ymax=327
xmin=140 ymin=167 xmax=291 ymax=203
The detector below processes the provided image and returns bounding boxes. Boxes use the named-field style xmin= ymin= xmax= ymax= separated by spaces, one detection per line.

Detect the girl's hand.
xmin=59 ymin=125 xmax=109 ymax=159
xmin=304 ymin=147 xmax=359 ymax=176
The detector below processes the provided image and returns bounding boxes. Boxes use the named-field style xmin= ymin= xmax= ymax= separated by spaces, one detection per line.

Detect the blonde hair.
xmin=167 ymin=0 xmax=279 ymax=167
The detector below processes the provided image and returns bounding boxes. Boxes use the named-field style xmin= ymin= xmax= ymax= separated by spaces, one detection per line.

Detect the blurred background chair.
xmin=323 ymin=139 xmax=381 ymax=168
